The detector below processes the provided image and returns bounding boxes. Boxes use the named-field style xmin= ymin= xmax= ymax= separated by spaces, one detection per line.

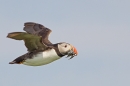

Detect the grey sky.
xmin=0 ymin=0 xmax=130 ymax=86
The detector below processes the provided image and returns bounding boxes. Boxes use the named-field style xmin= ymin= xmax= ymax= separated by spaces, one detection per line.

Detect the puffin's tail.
xmin=9 ymin=58 xmax=23 ymax=64
xmin=9 ymin=53 xmax=29 ymax=64
xmin=9 ymin=61 xmax=17 ymax=64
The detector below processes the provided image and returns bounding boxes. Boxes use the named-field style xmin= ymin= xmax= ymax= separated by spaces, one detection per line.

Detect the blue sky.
xmin=0 ymin=0 xmax=130 ymax=86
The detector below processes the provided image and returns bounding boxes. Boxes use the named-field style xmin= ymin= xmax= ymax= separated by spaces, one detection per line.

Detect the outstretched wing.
xmin=23 ymin=22 xmax=52 ymax=46
xmin=7 ymin=32 xmax=47 ymax=51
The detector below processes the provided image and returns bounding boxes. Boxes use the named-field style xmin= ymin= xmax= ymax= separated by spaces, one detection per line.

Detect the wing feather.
xmin=7 ymin=32 xmax=47 ymax=51
xmin=23 ymin=22 xmax=52 ymax=46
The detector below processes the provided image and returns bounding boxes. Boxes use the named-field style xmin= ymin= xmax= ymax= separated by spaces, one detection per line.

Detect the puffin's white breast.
xmin=23 ymin=49 xmax=60 ymax=66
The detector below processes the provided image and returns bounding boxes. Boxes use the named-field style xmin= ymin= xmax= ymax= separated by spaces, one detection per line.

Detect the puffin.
xmin=7 ymin=22 xmax=78 ymax=66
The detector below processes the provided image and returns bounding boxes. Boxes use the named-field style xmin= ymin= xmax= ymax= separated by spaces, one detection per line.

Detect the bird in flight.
xmin=7 ymin=22 xmax=78 ymax=66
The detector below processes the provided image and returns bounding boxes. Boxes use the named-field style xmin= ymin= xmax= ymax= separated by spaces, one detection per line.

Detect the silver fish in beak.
xmin=66 ymin=45 xmax=78 ymax=59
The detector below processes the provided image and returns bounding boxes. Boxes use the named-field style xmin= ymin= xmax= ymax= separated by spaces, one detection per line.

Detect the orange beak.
xmin=67 ymin=45 xmax=78 ymax=59
xmin=72 ymin=46 xmax=78 ymax=56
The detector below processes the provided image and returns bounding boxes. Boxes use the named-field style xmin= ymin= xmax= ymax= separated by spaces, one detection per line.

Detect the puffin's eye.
xmin=64 ymin=45 xmax=67 ymax=48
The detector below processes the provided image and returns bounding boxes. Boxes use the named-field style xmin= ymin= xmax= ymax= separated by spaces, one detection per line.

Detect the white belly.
xmin=23 ymin=49 xmax=61 ymax=66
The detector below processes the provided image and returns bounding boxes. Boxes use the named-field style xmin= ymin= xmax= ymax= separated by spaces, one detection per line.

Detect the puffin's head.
xmin=58 ymin=42 xmax=78 ymax=59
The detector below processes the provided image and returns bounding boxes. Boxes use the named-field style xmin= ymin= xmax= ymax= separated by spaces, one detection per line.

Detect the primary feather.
xmin=7 ymin=32 xmax=46 ymax=51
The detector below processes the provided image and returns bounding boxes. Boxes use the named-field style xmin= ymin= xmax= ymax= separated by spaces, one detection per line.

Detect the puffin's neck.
xmin=52 ymin=44 xmax=65 ymax=57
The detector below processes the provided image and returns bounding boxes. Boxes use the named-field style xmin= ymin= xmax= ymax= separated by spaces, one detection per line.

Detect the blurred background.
xmin=0 ymin=0 xmax=130 ymax=86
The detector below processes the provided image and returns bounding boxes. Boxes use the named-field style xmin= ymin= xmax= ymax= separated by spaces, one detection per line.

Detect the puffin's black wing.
xmin=23 ymin=22 xmax=53 ymax=46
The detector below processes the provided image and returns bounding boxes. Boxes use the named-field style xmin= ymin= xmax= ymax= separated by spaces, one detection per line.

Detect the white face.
xmin=58 ymin=42 xmax=72 ymax=55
